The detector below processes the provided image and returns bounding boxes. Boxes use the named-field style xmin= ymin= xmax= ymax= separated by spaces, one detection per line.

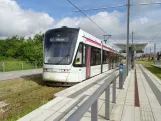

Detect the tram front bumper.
xmin=43 ymin=72 xmax=69 ymax=82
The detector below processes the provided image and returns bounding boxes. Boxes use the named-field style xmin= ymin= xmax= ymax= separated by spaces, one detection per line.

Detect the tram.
xmin=43 ymin=26 xmax=122 ymax=86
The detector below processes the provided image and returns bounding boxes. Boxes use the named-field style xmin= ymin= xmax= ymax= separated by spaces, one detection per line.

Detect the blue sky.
xmin=15 ymin=0 xmax=127 ymax=20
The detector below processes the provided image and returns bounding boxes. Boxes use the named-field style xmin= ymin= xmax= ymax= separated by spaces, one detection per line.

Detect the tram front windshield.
xmin=44 ymin=28 xmax=79 ymax=65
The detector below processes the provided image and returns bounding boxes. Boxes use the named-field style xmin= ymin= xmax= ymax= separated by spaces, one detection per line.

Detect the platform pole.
xmin=91 ymin=100 xmax=98 ymax=121
xmin=112 ymin=77 xmax=116 ymax=103
xmin=105 ymin=85 xmax=110 ymax=120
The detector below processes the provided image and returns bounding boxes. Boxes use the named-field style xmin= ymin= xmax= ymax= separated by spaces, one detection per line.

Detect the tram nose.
xmin=43 ymin=68 xmax=70 ymax=82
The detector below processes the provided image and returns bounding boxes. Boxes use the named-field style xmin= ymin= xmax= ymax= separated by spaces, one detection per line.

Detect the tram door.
xmin=86 ymin=46 xmax=91 ymax=79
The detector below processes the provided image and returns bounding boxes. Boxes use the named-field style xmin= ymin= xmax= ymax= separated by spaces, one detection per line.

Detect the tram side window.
xmin=103 ymin=50 xmax=108 ymax=64
xmin=74 ymin=43 xmax=86 ymax=67
xmin=75 ymin=44 xmax=82 ymax=65
xmin=91 ymin=47 xmax=101 ymax=66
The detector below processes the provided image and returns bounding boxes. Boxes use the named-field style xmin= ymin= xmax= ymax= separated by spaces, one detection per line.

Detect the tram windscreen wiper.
xmin=55 ymin=54 xmax=70 ymax=64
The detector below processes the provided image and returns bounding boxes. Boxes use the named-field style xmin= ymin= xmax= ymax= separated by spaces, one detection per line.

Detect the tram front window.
xmin=44 ymin=28 xmax=79 ymax=65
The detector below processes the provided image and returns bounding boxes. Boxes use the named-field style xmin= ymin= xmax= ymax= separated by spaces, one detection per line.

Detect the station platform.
xmin=107 ymin=64 xmax=161 ymax=121
xmin=18 ymin=64 xmax=161 ymax=121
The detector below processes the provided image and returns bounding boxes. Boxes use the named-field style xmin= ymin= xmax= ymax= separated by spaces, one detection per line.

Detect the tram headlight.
xmin=43 ymin=68 xmax=70 ymax=72
xmin=43 ymin=68 xmax=52 ymax=72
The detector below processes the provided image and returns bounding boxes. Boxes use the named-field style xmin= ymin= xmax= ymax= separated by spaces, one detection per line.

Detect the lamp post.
xmin=131 ymin=31 xmax=135 ymax=68
xmin=154 ymin=43 xmax=156 ymax=64
xmin=126 ymin=0 xmax=130 ymax=76
xmin=102 ymin=35 xmax=111 ymax=73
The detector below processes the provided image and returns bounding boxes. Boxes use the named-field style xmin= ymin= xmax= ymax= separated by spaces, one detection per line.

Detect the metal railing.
xmin=65 ymin=65 xmax=127 ymax=121
xmin=0 ymin=61 xmax=42 ymax=72
xmin=65 ymin=74 xmax=117 ymax=121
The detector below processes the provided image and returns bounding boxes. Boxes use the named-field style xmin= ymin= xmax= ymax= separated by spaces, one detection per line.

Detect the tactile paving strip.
xmin=140 ymin=107 xmax=154 ymax=121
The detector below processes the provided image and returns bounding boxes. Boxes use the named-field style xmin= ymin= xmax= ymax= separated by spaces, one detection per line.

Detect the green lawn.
xmin=0 ymin=75 xmax=64 ymax=121
xmin=136 ymin=60 xmax=161 ymax=80
xmin=0 ymin=60 xmax=41 ymax=72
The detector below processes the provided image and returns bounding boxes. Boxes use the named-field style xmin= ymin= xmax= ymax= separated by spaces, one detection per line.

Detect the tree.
xmin=0 ymin=33 xmax=44 ymax=66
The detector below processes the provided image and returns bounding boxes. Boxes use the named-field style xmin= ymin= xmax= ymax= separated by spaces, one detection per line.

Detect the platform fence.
xmin=0 ymin=61 xmax=42 ymax=72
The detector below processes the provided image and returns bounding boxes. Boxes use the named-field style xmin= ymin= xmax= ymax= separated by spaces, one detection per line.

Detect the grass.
xmin=0 ymin=75 xmax=64 ymax=121
xmin=0 ymin=60 xmax=41 ymax=72
xmin=136 ymin=60 xmax=161 ymax=80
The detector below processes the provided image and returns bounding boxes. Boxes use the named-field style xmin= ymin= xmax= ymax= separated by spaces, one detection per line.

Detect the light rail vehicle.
xmin=43 ymin=26 xmax=122 ymax=86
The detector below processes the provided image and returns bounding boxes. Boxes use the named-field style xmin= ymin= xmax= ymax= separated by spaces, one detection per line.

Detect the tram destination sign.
xmin=50 ymin=37 xmax=69 ymax=42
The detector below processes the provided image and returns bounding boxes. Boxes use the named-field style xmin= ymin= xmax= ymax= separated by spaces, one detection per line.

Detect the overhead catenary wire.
xmin=134 ymin=22 xmax=161 ymax=35
xmin=70 ymin=1 xmax=161 ymax=46
xmin=72 ymin=1 xmax=161 ymax=43
xmin=72 ymin=1 xmax=161 ymax=36
xmin=150 ymin=30 xmax=161 ymax=42
xmin=81 ymin=0 xmax=102 ymax=9
xmin=73 ymin=2 xmax=161 ymax=12
xmin=130 ymin=2 xmax=161 ymax=21
xmin=135 ymin=28 xmax=161 ymax=43
xmin=73 ymin=4 xmax=126 ymax=12
xmin=129 ymin=2 xmax=161 ymax=44
xmin=67 ymin=0 xmax=108 ymax=35
xmin=61 ymin=0 xmax=101 ymax=20
xmin=137 ymin=2 xmax=161 ymax=6
xmin=71 ymin=1 xmax=161 ymax=39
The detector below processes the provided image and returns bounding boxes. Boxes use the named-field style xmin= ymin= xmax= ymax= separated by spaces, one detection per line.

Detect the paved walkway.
xmin=18 ymin=65 xmax=161 ymax=121
xmin=0 ymin=69 xmax=42 ymax=81
xmin=152 ymin=64 xmax=161 ymax=69
xmin=107 ymin=64 xmax=161 ymax=121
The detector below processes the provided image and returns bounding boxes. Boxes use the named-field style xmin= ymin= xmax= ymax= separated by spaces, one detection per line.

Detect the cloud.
xmin=0 ymin=0 xmax=54 ymax=37
xmin=1 ymin=0 xmax=161 ymax=52
xmin=54 ymin=6 xmax=161 ymax=51
xmin=55 ymin=9 xmax=161 ymax=41
xmin=55 ymin=11 xmax=126 ymax=40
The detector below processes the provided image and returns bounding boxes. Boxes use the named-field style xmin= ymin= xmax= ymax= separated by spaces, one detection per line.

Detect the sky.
xmin=0 ymin=0 xmax=161 ymax=52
